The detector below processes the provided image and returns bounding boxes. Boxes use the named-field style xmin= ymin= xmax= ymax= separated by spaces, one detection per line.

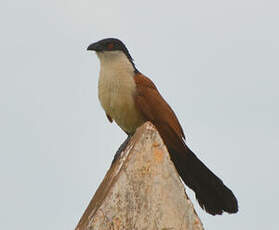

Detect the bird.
xmin=87 ymin=38 xmax=238 ymax=215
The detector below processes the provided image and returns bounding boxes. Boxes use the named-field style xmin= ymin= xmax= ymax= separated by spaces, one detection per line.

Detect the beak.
xmin=87 ymin=42 xmax=103 ymax=51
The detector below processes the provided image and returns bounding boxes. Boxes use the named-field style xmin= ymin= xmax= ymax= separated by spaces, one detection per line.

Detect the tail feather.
xmin=154 ymin=122 xmax=238 ymax=215
xmin=169 ymin=145 xmax=238 ymax=215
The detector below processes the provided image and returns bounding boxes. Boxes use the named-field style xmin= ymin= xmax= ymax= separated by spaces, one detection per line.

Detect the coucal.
xmin=87 ymin=38 xmax=238 ymax=215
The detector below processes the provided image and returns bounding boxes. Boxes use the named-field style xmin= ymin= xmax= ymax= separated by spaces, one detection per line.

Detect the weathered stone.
xmin=76 ymin=122 xmax=204 ymax=230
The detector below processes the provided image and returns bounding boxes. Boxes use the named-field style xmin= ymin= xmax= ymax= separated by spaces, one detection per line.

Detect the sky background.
xmin=1 ymin=0 xmax=278 ymax=229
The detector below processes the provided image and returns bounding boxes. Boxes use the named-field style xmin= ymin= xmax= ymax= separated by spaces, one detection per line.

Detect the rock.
xmin=76 ymin=122 xmax=204 ymax=230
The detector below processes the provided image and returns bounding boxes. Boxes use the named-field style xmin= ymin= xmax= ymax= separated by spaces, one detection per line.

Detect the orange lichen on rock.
xmin=75 ymin=122 xmax=204 ymax=230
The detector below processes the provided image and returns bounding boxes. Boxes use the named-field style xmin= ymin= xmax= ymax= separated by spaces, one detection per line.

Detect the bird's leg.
xmin=111 ymin=134 xmax=132 ymax=165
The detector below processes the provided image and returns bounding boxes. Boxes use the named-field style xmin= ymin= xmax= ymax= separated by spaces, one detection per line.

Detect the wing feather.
xmin=134 ymin=73 xmax=185 ymax=143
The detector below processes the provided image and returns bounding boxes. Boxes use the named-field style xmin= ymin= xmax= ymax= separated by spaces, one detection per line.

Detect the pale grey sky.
xmin=1 ymin=0 xmax=278 ymax=229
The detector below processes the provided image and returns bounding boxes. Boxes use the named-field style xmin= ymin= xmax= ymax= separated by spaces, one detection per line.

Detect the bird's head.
xmin=87 ymin=38 xmax=137 ymax=71
xmin=87 ymin=38 xmax=128 ymax=53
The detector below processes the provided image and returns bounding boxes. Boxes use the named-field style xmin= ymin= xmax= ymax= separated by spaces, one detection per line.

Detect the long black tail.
xmin=169 ymin=145 xmax=238 ymax=215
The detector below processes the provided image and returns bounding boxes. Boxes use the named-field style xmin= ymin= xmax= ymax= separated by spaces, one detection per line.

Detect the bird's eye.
xmin=107 ymin=43 xmax=114 ymax=50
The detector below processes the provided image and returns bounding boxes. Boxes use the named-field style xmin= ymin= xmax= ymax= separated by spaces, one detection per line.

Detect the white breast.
xmin=97 ymin=51 xmax=144 ymax=133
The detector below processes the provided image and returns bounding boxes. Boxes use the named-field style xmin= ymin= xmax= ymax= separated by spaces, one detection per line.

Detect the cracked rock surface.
xmin=76 ymin=122 xmax=204 ymax=230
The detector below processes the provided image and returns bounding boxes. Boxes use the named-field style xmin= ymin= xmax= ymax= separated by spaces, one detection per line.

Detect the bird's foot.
xmin=111 ymin=135 xmax=132 ymax=165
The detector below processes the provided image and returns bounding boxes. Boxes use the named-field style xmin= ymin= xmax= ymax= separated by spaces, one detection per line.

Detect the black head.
xmin=87 ymin=38 xmax=136 ymax=68
xmin=87 ymin=38 xmax=127 ymax=52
